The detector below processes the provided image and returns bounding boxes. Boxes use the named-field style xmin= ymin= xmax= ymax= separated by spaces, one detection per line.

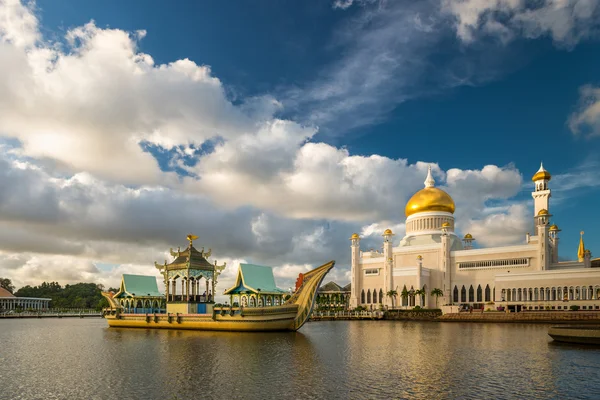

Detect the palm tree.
xmin=386 ymin=290 xmax=398 ymax=309
xmin=415 ymin=289 xmax=426 ymax=307
xmin=408 ymin=289 xmax=416 ymax=308
xmin=401 ymin=287 xmax=409 ymax=309
xmin=431 ymin=288 xmax=444 ymax=308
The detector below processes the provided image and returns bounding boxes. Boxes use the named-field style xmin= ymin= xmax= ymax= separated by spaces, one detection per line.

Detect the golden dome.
xmin=350 ymin=233 xmax=360 ymax=240
xmin=405 ymin=187 xmax=455 ymax=217
xmin=549 ymin=224 xmax=559 ymax=231
xmin=383 ymin=229 xmax=393 ymax=235
xmin=532 ymin=163 xmax=551 ymax=182
xmin=464 ymin=233 xmax=473 ymax=239
xmin=537 ymin=209 xmax=549 ymax=216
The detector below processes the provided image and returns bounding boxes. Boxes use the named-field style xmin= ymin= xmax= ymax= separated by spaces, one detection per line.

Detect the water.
xmin=1 ymin=319 xmax=600 ymax=400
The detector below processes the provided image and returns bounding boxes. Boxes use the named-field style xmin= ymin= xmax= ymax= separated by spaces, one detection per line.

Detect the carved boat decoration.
xmin=101 ymin=260 xmax=335 ymax=332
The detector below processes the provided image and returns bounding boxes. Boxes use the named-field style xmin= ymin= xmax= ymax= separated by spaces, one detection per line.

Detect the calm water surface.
xmin=1 ymin=319 xmax=600 ymax=399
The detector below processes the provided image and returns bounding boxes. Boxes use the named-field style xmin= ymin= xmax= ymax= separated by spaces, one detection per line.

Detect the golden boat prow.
xmin=102 ymin=260 xmax=335 ymax=332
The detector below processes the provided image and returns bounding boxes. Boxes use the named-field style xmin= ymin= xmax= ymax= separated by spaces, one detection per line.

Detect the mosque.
xmin=349 ymin=164 xmax=600 ymax=311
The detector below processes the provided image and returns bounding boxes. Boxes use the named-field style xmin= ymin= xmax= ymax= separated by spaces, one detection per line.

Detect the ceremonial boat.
xmin=101 ymin=235 xmax=334 ymax=332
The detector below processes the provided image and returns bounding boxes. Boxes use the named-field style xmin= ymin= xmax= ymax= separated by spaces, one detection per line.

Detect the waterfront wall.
xmin=439 ymin=311 xmax=600 ymax=323
xmin=384 ymin=310 xmax=442 ymax=321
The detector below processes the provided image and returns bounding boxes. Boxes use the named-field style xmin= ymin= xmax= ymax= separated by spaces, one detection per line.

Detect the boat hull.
xmin=548 ymin=325 xmax=600 ymax=345
xmin=105 ymin=306 xmax=300 ymax=332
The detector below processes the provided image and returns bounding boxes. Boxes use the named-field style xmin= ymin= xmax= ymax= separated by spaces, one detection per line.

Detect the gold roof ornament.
xmin=578 ymin=231 xmax=585 ymax=261
xmin=537 ymin=209 xmax=549 ymax=216
xmin=186 ymin=234 xmax=199 ymax=245
xmin=532 ymin=162 xmax=551 ymax=182
xmin=416 ymin=255 xmax=423 ymax=261
xmin=549 ymin=224 xmax=560 ymax=231
xmin=350 ymin=233 xmax=360 ymax=240
xmin=383 ymin=228 xmax=394 ymax=235
xmin=405 ymin=166 xmax=455 ymax=217
xmin=441 ymin=222 xmax=451 ymax=228
xmin=464 ymin=233 xmax=474 ymax=240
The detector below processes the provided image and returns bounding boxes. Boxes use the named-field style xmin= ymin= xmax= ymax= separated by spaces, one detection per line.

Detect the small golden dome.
xmin=549 ymin=224 xmax=559 ymax=231
xmin=537 ymin=209 xmax=549 ymax=216
xmin=350 ymin=233 xmax=360 ymax=240
xmin=464 ymin=233 xmax=473 ymax=239
xmin=532 ymin=163 xmax=551 ymax=182
xmin=383 ymin=228 xmax=393 ymax=235
xmin=405 ymin=188 xmax=455 ymax=217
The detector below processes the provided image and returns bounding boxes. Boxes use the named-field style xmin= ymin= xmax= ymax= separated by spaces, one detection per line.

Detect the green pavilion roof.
xmin=115 ymin=274 xmax=163 ymax=298
xmin=224 ymin=263 xmax=286 ymax=295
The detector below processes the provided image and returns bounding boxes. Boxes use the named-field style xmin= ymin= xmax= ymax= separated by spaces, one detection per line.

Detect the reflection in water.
xmin=2 ymin=319 xmax=600 ymax=399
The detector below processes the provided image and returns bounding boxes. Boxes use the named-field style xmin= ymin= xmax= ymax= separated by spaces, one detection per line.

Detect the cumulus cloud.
xmin=462 ymin=203 xmax=530 ymax=247
xmin=442 ymin=0 xmax=600 ymax=47
xmin=568 ymin=84 xmax=600 ymax=138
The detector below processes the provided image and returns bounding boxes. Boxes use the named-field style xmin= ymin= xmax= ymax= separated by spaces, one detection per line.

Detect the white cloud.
xmin=442 ymin=0 xmax=600 ymax=47
xmin=568 ymin=84 xmax=600 ymax=138
xmin=462 ymin=203 xmax=530 ymax=246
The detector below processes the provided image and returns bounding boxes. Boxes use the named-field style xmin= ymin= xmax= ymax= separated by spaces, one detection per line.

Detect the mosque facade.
xmin=350 ymin=164 xmax=600 ymax=311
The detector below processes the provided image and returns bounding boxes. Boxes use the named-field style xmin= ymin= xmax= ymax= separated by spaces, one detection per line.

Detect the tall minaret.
xmin=531 ymin=162 xmax=551 ymax=220
xmin=536 ymin=209 xmax=551 ymax=270
xmin=382 ymin=229 xmax=395 ymax=307
xmin=441 ymin=222 xmax=452 ymax=304
xmin=349 ymin=233 xmax=361 ymax=308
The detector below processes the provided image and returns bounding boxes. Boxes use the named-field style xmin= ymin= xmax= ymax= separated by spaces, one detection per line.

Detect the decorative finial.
xmin=186 ymin=234 xmax=198 ymax=246
xmin=417 ymin=255 xmax=423 ymax=261
xmin=424 ymin=165 xmax=435 ymax=188
xmin=578 ymin=231 xmax=585 ymax=261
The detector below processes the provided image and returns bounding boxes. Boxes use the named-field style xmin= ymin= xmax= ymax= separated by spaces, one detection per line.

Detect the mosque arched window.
xmin=367 ymin=290 xmax=371 ymax=304
xmin=461 ymin=286 xmax=466 ymax=303
xmin=484 ymin=285 xmax=490 ymax=302
xmin=468 ymin=286 xmax=474 ymax=302
xmin=372 ymin=289 xmax=377 ymax=304
xmin=379 ymin=289 xmax=384 ymax=304
xmin=361 ymin=290 xmax=365 ymax=304
xmin=476 ymin=285 xmax=482 ymax=302
xmin=249 ymin=296 xmax=256 ymax=307
xmin=453 ymin=286 xmax=459 ymax=303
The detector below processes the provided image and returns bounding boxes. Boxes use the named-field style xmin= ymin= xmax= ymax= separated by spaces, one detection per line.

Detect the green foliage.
xmin=413 ymin=305 xmax=422 ymax=310
xmin=430 ymin=288 xmax=444 ymax=308
xmin=14 ymin=281 xmax=105 ymax=309
xmin=0 ymin=278 xmax=15 ymax=293
xmin=570 ymin=305 xmax=580 ymax=311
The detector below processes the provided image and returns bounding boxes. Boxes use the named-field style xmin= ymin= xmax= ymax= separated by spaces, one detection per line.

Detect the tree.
xmin=0 ymin=278 xmax=15 ymax=293
xmin=415 ymin=289 xmax=426 ymax=307
xmin=401 ymin=287 xmax=409 ymax=309
xmin=408 ymin=290 xmax=416 ymax=308
xmin=431 ymin=288 xmax=444 ymax=308
xmin=386 ymin=290 xmax=398 ymax=309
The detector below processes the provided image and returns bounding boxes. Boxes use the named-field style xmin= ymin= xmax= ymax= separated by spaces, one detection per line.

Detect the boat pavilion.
xmin=224 ymin=263 xmax=287 ymax=307
xmin=112 ymin=274 xmax=165 ymax=313
xmin=155 ymin=235 xmax=226 ymax=314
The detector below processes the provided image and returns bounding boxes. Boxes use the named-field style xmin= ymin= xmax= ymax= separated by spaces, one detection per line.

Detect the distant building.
xmin=113 ymin=274 xmax=165 ymax=314
xmin=316 ymin=281 xmax=351 ymax=308
xmin=224 ymin=264 xmax=287 ymax=307
xmin=350 ymin=164 xmax=600 ymax=312
xmin=0 ymin=287 xmax=51 ymax=312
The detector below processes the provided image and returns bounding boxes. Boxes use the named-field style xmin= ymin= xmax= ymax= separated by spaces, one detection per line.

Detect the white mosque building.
xmin=349 ymin=164 xmax=600 ymax=311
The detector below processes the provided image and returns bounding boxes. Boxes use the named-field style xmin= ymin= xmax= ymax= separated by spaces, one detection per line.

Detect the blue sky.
xmin=1 ymin=0 xmax=599 ymax=290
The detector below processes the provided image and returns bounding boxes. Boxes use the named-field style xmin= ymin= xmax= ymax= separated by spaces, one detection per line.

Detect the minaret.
xmin=349 ymin=233 xmax=361 ymax=308
xmin=549 ymin=224 xmax=560 ymax=264
xmin=531 ymin=162 xmax=551 ymax=222
xmin=382 ymin=229 xmax=395 ymax=307
xmin=416 ymin=255 xmax=423 ymax=307
xmin=441 ymin=222 xmax=452 ymax=304
xmin=536 ymin=209 xmax=551 ymax=270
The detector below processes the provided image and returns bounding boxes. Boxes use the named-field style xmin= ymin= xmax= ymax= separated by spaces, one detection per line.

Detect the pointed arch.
xmin=402 ymin=285 xmax=408 ymax=306
xmin=453 ymin=286 xmax=459 ymax=303
xmin=484 ymin=284 xmax=491 ymax=302
xmin=367 ymin=289 xmax=371 ymax=304
xmin=372 ymin=289 xmax=377 ymax=304
xmin=476 ymin=285 xmax=482 ymax=302
xmin=361 ymin=289 xmax=365 ymax=304
xmin=468 ymin=285 xmax=474 ymax=302
xmin=461 ymin=286 xmax=466 ymax=302
xmin=379 ymin=289 xmax=384 ymax=304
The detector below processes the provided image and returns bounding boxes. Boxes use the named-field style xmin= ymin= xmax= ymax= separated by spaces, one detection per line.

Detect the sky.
xmin=1 ymin=0 xmax=600 ymax=300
